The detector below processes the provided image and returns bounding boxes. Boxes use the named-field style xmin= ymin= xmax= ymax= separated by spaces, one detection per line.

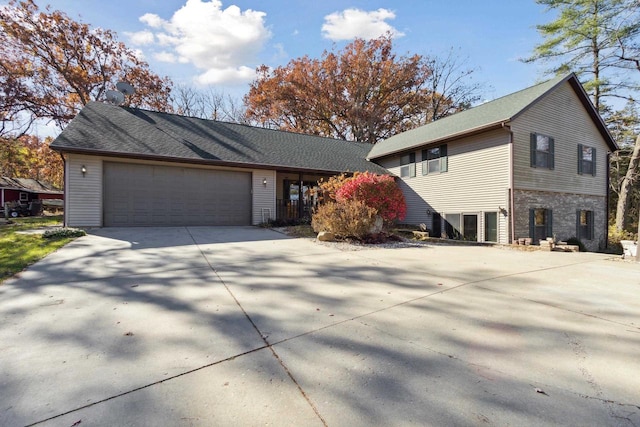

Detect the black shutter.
xmin=592 ymin=148 xmax=596 ymax=176
xmin=589 ymin=211 xmax=595 ymax=240
xmin=529 ymin=209 xmax=535 ymax=238
xmin=546 ymin=209 xmax=553 ymax=238
xmin=530 ymin=134 xmax=537 ymax=167
xmin=577 ymin=144 xmax=583 ymax=175
xmin=548 ymin=138 xmax=555 ymax=170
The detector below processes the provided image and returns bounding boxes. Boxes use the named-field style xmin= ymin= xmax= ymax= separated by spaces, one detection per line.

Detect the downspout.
xmin=605 ymin=152 xmax=611 ymax=249
xmin=58 ymin=152 xmax=67 ymax=227
xmin=503 ymin=122 xmax=515 ymax=244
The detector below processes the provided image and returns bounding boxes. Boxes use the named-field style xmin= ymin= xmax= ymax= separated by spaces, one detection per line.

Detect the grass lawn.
xmin=0 ymin=215 xmax=76 ymax=283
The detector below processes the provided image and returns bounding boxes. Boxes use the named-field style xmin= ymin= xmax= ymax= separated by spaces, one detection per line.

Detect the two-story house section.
xmin=367 ymin=73 xmax=618 ymax=251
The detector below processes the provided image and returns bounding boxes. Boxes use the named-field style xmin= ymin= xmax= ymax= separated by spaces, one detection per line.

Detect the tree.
xmin=173 ymin=85 xmax=248 ymax=123
xmin=0 ymin=0 xmax=173 ymax=137
xmin=524 ymin=0 xmax=639 ymax=112
xmin=245 ymin=35 xmax=480 ymax=144
xmin=607 ymin=103 xmax=640 ymax=232
xmin=0 ymin=135 xmax=63 ymax=187
xmin=526 ymin=0 xmax=640 ymax=235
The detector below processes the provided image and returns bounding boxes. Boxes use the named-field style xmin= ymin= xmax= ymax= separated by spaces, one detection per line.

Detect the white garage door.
xmin=104 ymin=162 xmax=252 ymax=226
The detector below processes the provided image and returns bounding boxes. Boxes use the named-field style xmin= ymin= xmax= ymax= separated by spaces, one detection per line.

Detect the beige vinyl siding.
xmin=65 ymin=154 xmax=276 ymax=227
xmin=65 ymin=154 xmax=103 ymax=227
xmin=511 ymin=81 xmax=609 ymax=196
xmin=252 ymin=170 xmax=276 ymax=224
xmin=378 ymin=128 xmax=511 ymax=243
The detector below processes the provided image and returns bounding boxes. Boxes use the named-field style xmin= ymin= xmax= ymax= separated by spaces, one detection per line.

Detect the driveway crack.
xmin=185 ymin=227 xmax=328 ymax=427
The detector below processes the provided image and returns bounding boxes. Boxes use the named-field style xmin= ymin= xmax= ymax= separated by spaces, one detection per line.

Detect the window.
xmin=576 ymin=210 xmax=594 ymax=240
xmin=530 ymin=133 xmax=554 ymax=169
xmin=529 ymin=208 xmax=552 ymax=244
xmin=463 ymin=214 xmax=478 ymax=241
xmin=484 ymin=212 xmax=498 ymax=242
xmin=400 ymin=153 xmax=416 ymax=178
xmin=19 ymin=192 xmax=28 ymax=202
xmin=577 ymin=144 xmax=596 ymax=176
xmin=444 ymin=213 xmax=462 ymax=240
xmin=444 ymin=213 xmax=478 ymax=241
xmin=421 ymin=144 xmax=448 ymax=175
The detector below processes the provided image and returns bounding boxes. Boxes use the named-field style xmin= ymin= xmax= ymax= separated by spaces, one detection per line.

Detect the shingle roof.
xmin=367 ymin=73 xmax=617 ymax=159
xmin=51 ymin=101 xmax=388 ymax=175
xmin=0 ymin=177 xmax=62 ymax=193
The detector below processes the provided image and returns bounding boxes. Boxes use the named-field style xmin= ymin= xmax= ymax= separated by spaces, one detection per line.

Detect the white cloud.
xmin=154 ymin=51 xmax=178 ymax=63
xmin=322 ymin=8 xmax=404 ymax=41
xmin=195 ymin=65 xmax=256 ymax=85
xmin=126 ymin=30 xmax=155 ymax=46
xmin=140 ymin=13 xmax=165 ymax=29
xmin=138 ymin=0 xmax=270 ymax=85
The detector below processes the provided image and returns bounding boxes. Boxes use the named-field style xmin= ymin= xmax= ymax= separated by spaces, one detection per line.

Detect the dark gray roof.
xmin=0 ymin=176 xmax=62 ymax=193
xmin=51 ymin=101 xmax=387 ymax=175
xmin=368 ymin=73 xmax=617 ymax=159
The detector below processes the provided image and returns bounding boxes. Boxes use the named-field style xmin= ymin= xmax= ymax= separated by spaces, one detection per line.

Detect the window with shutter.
xmin=577 ymin=210 xmax=593 ymax=240
xmin=578 ymin=144 xmax=596 ymax=176
xmin=530 ymin=133 xmax=554 ymax=169
xmin=530 ymin=208 xmax=552 ymax=244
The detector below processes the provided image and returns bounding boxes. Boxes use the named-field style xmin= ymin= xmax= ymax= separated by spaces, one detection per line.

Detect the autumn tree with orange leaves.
xmin=245 ymin=35 xmax=481 ymax=144
xmin=0 ymin=135 xmax=63 ymax=188
xmin=0 ymin=0 xmax=173 ymax=137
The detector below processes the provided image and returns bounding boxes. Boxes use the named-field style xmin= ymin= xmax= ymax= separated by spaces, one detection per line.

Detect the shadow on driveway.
xmin=0 ymin=227 xmax=638 ymax=426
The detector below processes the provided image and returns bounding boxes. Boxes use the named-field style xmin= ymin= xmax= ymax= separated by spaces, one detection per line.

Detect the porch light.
xmin=81 ymin=165 xmax=87 ymax=176
xmin=262 ymin=178 xmax=267 ymax=186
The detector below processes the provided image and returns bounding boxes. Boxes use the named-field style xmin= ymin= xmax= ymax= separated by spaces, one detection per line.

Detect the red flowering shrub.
xmin=312 ymin=172 xmax=406 ymax=239
xmin=335 ymin=172 xmax=406 ymax=223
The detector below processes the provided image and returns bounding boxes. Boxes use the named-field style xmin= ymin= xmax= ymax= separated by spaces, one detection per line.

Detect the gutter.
xmin=51 ymin=147 xmax=388 ymax=177
xmin=367 ymin=121 xmax=507 ymax=161
xmin=58 ymin=152 xmax=67 ymax=227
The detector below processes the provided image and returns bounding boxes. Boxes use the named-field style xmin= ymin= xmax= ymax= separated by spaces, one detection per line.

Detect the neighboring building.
xmin=51 ymin=73 xmax=617 ymax=251
xmin=50 ymin=101 xmax=387 ymax=227
xmin=367 ymin=73 xmax=617 ymax=251
xmin=0 ymin=177 xmax=63 ymax=207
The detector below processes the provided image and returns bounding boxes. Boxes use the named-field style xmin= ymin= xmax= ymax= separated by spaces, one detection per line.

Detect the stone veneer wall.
xmin=513 ymin=189 xmax=606 ymax=252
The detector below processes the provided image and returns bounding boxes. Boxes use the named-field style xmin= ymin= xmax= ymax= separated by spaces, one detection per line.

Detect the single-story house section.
xmin=50 ymin=101 xmax=388 ymax=227
xmin=367 ymin=73 xmax=618 ymax=251
xmin=0 ymin=177 xmax=63 ymax=207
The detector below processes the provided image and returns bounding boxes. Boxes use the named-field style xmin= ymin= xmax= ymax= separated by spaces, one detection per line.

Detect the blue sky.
xmin=32 ymin=0 xmax=554 ymax=102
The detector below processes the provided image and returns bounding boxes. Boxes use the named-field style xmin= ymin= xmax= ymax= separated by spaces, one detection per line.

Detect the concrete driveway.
xmin=1 ymin=227 xmax=638 ymax=426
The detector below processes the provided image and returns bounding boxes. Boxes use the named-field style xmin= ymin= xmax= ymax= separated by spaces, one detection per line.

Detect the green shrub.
xmin=566 ymin=236 xmax=586 ymax=252
xmin=42 ymin=227 xmax=87 ymax=239
xmin=607 ymin=225 xmax=635 ymax=255
xmin=311 ymin=199 xmax=377 ymax=239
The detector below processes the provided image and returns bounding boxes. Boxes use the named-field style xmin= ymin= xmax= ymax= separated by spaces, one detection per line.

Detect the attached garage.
xmin=51 ymin=102 xmax=387 ymax=228
xmin=103 ymin=162 xmax=252 ymax=226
